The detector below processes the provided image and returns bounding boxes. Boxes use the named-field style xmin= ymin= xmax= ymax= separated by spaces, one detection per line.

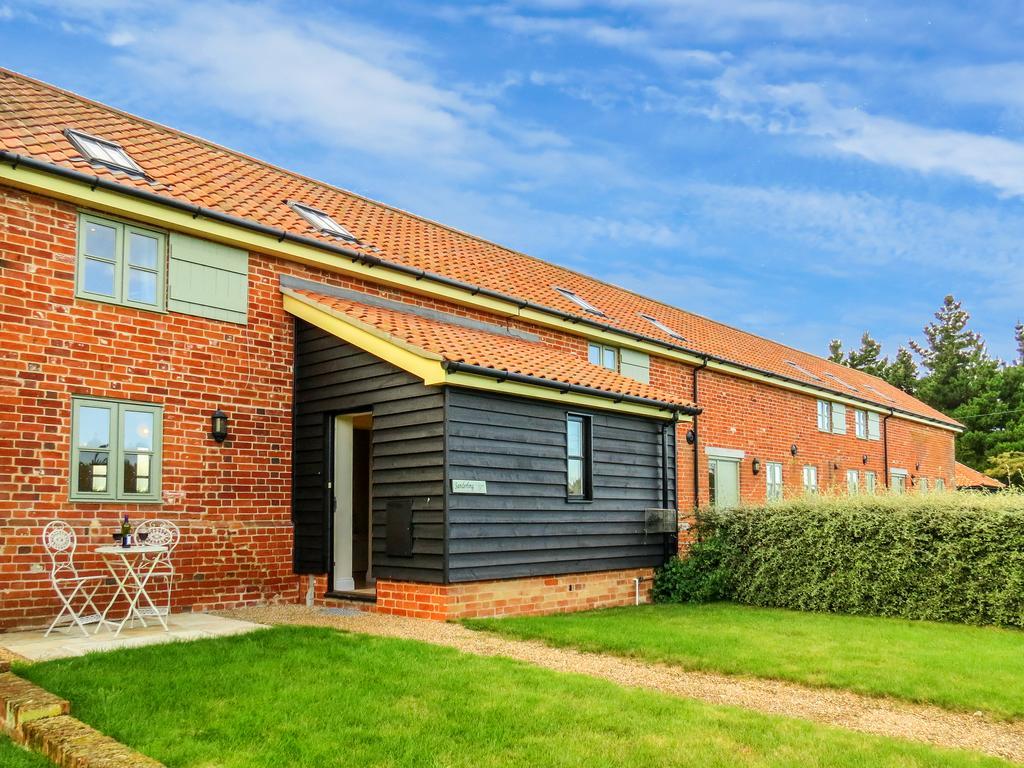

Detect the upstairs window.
xmin=855 ymin=409 xmax=868 ymax=439
xmin=554 ymin=287 xmax=605 ymax=317
xmin=640 ymin=313 xmax=685 ymax=341
xmin=289 ymin=201 xmax=356 ymax=241
xmin=588 ymin=342 xmax=618 ymax=371
xmin=566 ymin=414 xmax=593 ymax=500
xmin=76 ymin=212 xmax=166 ymax=311
xmin=817 ymin=400 xmax=831 ymax=432
xmin=65 ymin=129 xmax=144 ymax=175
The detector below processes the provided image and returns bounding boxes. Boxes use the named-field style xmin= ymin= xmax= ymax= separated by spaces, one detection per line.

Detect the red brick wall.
xmin=0 ymin=182 xmax=959 ymax=628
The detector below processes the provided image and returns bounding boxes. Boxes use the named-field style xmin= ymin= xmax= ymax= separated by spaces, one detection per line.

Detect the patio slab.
xmin=0 ymin=613 xmax=266 ymax=661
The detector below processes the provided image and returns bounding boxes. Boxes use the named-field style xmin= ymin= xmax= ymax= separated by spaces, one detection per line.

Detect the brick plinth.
xmin=375 ymin=568 xmax=654 ymax=620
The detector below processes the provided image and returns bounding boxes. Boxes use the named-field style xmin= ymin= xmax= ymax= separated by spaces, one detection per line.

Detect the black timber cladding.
xmin=291 ymin=320 xmax=445 ymax=581
xmin=444 ymin=389 xmax=676 ymax=583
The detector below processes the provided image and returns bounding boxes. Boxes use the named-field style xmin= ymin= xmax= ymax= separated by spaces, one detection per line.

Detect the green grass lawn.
xmin=0 ymin=735 xmax=52 ymax=768
xmin=463 ymin=602 xmax=1024 ymax=719
xmin=15 ymin=625 xmax=1008 ymax=768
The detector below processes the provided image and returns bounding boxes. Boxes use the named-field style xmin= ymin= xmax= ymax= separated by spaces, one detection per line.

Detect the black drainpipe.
xmin=882 ymin=408 xmax=894 ymax=488
xmin=691 ymin=356 xmax=710 ymax=509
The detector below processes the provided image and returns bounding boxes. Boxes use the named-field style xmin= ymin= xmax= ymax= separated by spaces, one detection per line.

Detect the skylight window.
xmin=289 ymin=201 xmax=356 ymax=241
xmin=864 ymin=384 xmax=897 ymax=403
xmin=824 ymin=372 xmax=859 ymax=392
xmin=640 ymin=313 xmax=685 ymax=341
xmin=785 ymin=360 xmax=821 ymax=381
xmin=65 ymin=129 xmax=143 ymax=174
xmin=554 ymin=287 xmax=605 ymax=317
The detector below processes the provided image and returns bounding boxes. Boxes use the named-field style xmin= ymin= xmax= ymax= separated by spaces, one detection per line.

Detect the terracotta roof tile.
xmin=0 ymin=68 xmax=957 ymax=427
xmin=955 ymin=462 xmax=1005 ymax=489
xmin=292 ymin=289 xmax=691 ymax=408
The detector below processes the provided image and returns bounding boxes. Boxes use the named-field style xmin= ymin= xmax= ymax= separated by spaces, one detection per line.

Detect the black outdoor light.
xmin=863 ymin=454 xmax=869 ymax=464
xmin=685 ymin=429 xmax=696 ymax=445
xmin=790 ymin=444 xmax=798 ymax=456
xmin=751 ymin=458 xmax=761 ymax=475
xmin=210 ymin=409 xmax=229 ymax=443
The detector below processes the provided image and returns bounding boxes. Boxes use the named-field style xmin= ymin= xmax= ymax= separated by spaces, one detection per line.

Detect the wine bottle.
xmin=121 ymin=514 xmax=132 ymax=548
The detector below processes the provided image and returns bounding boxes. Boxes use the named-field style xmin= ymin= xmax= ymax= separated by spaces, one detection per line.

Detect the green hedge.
xmin=654 ymin=491 xmax=1024 ymax=627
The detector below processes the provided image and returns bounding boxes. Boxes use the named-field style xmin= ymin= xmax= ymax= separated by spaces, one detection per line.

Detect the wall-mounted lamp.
xmin=752 ymin=458 xmax=761 ymax=475
xmin=210 ymin=409 xmax=229 ymax=443
xmin=832 ymin=461 xmax=840 ymax=470
xmin=790 ymin=444 xmax=798 ymax=456
xmin=915 ymin=461 xmax=921 ymax=471
xmin=685 ymin=429 xmax=696 ymax=445
xmin=862 ymin=454 xmax=869 ymax=464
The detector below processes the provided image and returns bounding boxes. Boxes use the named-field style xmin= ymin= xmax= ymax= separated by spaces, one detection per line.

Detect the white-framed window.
xmin=765 ymin=461 xmax=783 ymax=501
xmin=918 ymin=477 xmax=929 ymax=493
xmin=588 ymin=342 xmax=618 ymax=371
xmin=935 ymin=478 xmax=945 ymax=492
xmin=802 ymin=465 xmax=818 ymax=494
xmin=554 ymin=287 xmax=605 ymax=316
xmin=817 ymin=400 xmax=831 ymax=432
xmin=288 ymin=201 xmax=356 ymax=241
xmin=846 ymin=469 xmax=860 ymax=494
xmin=855 ymin=409 xmax=868 ymax=439
xmin=865 ymin=470 xmax=877 ymax=494
xmin=891 ymin=471 xmax=907 ymax=494
xmin=65 ymin=128 xmax=144 ymax=175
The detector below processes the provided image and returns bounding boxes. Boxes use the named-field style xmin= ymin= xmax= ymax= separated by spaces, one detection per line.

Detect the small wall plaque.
xmin=451 ymin=479 xmax=487 ymax=494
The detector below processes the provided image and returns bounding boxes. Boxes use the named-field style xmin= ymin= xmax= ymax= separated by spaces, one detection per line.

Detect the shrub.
xmin=655 ymin=490 xmax=1024 ymax=627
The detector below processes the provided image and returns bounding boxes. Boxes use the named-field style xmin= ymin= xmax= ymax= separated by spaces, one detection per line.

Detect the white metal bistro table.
xmin=94 ymin=544 xmax=170 ymax=637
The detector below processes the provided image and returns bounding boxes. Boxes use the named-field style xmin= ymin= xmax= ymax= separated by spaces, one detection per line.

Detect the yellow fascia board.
xmin=282 ymin=292 xmax=447 ymax=385
xmin=282 ymin=291 xmax=684 ymax=421
xmin=0 ymin=162 xmax=956 ymax=432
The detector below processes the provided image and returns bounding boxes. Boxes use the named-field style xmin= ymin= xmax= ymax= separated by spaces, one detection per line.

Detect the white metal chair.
xmin=135 ymin=519 xmax=180 ymax=617
xmin=42 ymin=521 xmax=106 ymax=637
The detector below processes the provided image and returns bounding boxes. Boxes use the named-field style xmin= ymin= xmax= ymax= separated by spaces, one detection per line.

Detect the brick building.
xmin=0 ymin=69 xmax=961 ymax=629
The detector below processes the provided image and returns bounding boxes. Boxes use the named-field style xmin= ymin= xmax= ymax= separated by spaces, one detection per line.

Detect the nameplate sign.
xmin=451 ymin=479 xmax=487 ymax=494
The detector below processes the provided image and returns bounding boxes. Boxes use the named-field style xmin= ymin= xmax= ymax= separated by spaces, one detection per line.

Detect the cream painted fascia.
xmin=282 ymin=290 xmax=684 ymax=421
xmin=0 ymin=162 xmax=956 ymax=432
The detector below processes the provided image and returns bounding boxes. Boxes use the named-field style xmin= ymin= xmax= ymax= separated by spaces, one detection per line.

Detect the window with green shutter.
xmin=70 ymin=397 xmax=162 ymax=502
xmin=76 ymin=213 xmax=166 ymax=311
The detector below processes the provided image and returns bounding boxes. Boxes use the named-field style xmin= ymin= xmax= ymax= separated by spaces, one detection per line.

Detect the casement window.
xmin=855 ymin=409 xmax=868 ymax=439
xmin=566 ymin=414 xmax=592 ymax=500
xmin=588 ymin=342 xmax=618 ymax=371
xmin=77 ymin=213 xmax=166 ymax=311
xmin=765 ymin=461 xmax=783 ymax=501
xmin=71 ymin=397 xmax=162 ymax=502
xmin=802 ymin=465 xmax=818 ymax=494
xmin=918 ymin=477 xmax=929 ymax=493
xmin=891 ymin=471 xmax=907 ymax=494
xmin=865 ymin=471 xmax=877 ymax=494
xmin=935 ymin=478 xmax=945 ymax=492
xmin=817 ymin=399 xmax=846 ymax=434
xmin=846 ymin=469 xmax=860 ymax=495
xmin=708 ymin=453 xmax=741 ymax=509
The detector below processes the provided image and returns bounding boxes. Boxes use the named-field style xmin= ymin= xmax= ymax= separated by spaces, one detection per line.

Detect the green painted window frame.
xmin=865 ymin=470 xmax=877 ymax=494
xmin=765 ymin=461 xmax=783 ymax=501
xmin=70 ymin=396 xmax=163 ymax=503
xmin=587 ymin=342 xmax=618 ymax=371
xmin=816 ymin=399 xmax=831 ymax=432
xmin=847 ymin=469 xmax=860 ymax=495
xmin=76 ymin=212 xmax=167 ymax=312
xmin=802 ymin=464 xmax=818 ymax=494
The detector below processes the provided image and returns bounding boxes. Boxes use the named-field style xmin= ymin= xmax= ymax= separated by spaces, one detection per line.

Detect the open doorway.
xmin=331 ymin=412 xmax=373 ymax=594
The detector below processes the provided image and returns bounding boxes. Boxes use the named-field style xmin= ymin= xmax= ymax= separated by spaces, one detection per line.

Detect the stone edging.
xmin=0 ymin=659 xmax=164 ymax=768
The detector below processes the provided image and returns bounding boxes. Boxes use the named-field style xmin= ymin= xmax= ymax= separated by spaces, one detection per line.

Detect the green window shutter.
xmin=619 ymin=348 xmax=650 ymax=384
xmin=831 ymin=403 xmax=847 ymax=434
xmin=867 ymin=411 xmax=881 ymax=441
xmin=168 ymin=232 xmax=248 ymax=324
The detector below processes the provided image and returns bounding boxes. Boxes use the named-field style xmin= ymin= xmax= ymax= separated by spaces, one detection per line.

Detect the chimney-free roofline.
xmin=0 ymin=149 xmax=960 ymax=432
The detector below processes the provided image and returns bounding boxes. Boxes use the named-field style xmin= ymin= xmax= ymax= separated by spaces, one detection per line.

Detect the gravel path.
xmin=225 ymin=604 xmax=1024 ymax=763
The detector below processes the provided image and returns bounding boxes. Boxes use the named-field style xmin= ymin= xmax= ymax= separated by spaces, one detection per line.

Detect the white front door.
xmin=332 ymin=415 xmax=355 ymax=592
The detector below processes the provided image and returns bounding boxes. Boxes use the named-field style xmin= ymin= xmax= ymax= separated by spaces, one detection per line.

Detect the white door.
xmin=332 ymin=415 xmax=355 ymax=592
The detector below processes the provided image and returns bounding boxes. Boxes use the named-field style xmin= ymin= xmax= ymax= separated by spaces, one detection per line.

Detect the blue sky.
xmin=2 ymin=0 xmax=1023 ymax=361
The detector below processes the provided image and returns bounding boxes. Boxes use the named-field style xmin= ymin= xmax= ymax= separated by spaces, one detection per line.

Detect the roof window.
xmin=864 ymin=384 xmax=896 ymax=403
xmin=640 ymin=313 xmax=685 ymax=341
xmin=824 ymin=372 xmax=859 ymax=392
xmin=65 ymin=129 xmax=144 ymax=175
xmin=289 ymin=201 xmax=356 ymax=241
xmin=554 ymin=287 xmax=605 ymax=317
xmin=785 ymin=360 xmax=821 ymax=381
